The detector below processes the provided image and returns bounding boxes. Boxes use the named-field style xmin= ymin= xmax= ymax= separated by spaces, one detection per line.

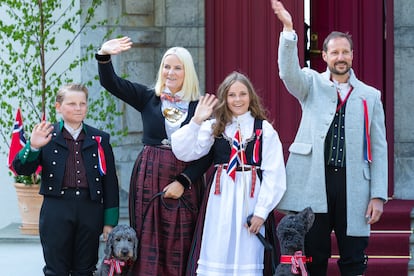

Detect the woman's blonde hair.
xmin=213 ymin=71 xmax=268 ymax=137
xmin=56 ymin=83 xmax=88 ymax=103
xmin=154 ymin=47 xmax=200 ymax=101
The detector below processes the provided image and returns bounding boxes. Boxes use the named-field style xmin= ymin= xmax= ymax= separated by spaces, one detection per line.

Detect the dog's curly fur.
xmin=96 ymin=225 xmax=138 ymax=276
xmin=275 ymin=207 xmax=315 ymax=276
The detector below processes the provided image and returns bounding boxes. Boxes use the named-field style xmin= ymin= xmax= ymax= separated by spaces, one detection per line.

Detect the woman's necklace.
xmin=161 ymin=91 xmax=188 ymax=123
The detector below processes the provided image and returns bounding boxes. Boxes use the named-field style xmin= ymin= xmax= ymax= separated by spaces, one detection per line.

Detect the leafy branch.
xmin=0 ymin=0 xmax=126 ymax=183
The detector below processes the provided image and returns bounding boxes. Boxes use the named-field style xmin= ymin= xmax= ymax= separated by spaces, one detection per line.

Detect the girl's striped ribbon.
xmin=252 ymin=129 xmax=262 ymax=164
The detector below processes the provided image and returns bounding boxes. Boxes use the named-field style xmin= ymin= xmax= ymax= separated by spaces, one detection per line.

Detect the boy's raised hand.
xmin=30 ymin=121 xmax=54 ymax=149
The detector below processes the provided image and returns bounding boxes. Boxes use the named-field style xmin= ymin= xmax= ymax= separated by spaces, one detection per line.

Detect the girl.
xmin=172 ymin=71 xmax=286 ymax=275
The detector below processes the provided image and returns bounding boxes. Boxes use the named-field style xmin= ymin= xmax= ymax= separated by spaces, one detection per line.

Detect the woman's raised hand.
xmin=192 ymin=94 xmax=218 ymax=125
xmin=98 ymin=36 xmax=133 ymax=55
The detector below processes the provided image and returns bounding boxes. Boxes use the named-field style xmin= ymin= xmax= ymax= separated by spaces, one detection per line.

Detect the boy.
xmin=13 ymin=84 xmax=119 ymax=276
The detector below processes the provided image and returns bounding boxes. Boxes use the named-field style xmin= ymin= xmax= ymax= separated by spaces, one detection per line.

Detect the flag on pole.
xmin=34 ymin=112 xmax=46 ymax=175
xmin=8 ymin=108 xmax=26 ymax=175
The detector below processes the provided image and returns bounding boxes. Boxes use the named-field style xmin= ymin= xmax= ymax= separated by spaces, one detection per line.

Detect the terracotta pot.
xmin=14 ymin=183 xmax=43 ymax=235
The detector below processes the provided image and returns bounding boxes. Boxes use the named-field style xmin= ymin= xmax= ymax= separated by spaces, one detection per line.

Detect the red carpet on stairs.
xmin=328 ymin=199 xmax=414 ymax=276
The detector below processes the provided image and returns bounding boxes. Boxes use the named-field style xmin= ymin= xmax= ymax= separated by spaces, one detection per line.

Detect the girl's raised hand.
xmin=192 ymin=94 xmax=218 ymax=125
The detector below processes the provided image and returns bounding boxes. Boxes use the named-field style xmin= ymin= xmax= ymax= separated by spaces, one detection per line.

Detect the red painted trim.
xmin=385 ymin=0 xmax=394 ymax=197
xmin=205 ymin=0 xmax=304 ymax=162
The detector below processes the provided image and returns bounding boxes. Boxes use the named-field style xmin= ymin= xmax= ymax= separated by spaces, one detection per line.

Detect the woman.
xmin=96 ymin=37 xmax=211 ymax=276
xmin=171 ymin=71 xmax=287 ymax=275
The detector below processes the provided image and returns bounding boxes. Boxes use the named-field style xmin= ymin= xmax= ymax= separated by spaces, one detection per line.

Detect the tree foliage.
xmin=0 ymin=0 xmax=127 ymax=184
xmin=0 ymin=0 xmax=126 ymax=183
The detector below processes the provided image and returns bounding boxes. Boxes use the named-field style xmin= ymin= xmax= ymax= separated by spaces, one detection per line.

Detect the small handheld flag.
xmin=227 ymin=127 xmax=246 ymax=181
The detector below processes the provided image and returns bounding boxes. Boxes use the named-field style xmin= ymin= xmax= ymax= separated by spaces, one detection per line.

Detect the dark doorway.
xmin=308 ymin=0 xmax=394 ymax=196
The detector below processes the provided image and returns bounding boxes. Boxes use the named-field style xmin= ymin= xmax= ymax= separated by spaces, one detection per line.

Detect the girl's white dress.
xmin=171 ymin=111 xmax=286 ymax=276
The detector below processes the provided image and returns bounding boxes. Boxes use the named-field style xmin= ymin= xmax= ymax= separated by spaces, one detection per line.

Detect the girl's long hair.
xmin=212 ymin=71 xmax=268 ymax=137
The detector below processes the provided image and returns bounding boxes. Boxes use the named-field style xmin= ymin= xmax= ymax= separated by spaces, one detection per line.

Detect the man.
xmin=270 ymin=1 xmax=388 ymax=275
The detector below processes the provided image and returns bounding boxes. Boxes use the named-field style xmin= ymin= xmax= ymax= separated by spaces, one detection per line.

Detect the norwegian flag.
xmin=227 ymin=128 xmax=246 ymax=181
xmin=8 ymin=108 xmax=27 ymax=175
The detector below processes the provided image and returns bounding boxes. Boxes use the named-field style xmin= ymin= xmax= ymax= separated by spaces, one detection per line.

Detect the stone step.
xmin=0 ymin=223 xmax=40 ymax=244
xmin=0 ymin=215 xmax=130 ymax=245
xmin=331 ymin=231 xmax=412 ymax=256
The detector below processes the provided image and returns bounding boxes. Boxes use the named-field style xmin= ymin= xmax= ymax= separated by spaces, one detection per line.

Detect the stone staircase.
xmin=328 ymin=199 xmax=414 ymax=276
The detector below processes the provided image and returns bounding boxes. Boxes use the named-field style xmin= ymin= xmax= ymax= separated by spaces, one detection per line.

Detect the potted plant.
xmin=0 ymin=0 xmax=124 ymax=235
xmin=13 ymin=175 xmax=43 ymax=235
